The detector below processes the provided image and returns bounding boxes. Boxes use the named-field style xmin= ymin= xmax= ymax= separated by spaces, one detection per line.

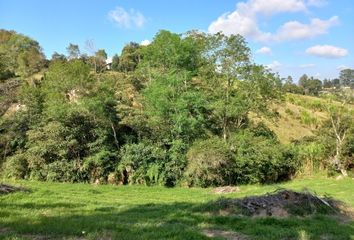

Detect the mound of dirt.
xmin=0 ymin=184 xmax=28 ymax=195
xmin=217 ymin=189 xmax=352 ymax=218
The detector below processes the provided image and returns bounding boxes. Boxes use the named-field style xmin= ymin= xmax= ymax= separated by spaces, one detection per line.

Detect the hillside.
xmin=253 ymin=93 xmax=353 ymax=143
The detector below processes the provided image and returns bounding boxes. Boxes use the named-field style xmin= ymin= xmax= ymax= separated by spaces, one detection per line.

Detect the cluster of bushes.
xmin=185 ymin=128 xmax=298 ymax=187
xmin=2 ymin=126 xmax=299 ymax=187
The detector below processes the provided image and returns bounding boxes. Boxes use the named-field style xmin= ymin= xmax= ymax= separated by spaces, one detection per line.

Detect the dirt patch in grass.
xmin=0 ymin=183 xmax=28 ymax=195
xmin=215 ymin=189 xmax=354 ymax=219
xmin=213 ymin=186 xmax=240 ymax=194
xmin=202 ymin=229 xmax=248 ymax=240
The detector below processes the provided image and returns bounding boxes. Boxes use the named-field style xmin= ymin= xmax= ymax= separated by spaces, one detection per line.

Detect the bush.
xmin=83 ymin=150 xmax=118 ymax=183
xmin=45 ymin=161 xmax=78 ymax=182
xmin=117 ymin=142 xmax=166 ymax=185
xmin=185 ymin=137 xmax=234 ymax=187
xmin=3 ymin=154 xmax=28 ymax=179
xmin=230 ymin=131 xmax=298 ymax=184
xmin=165 ymin=140 xmax=188 ymax=186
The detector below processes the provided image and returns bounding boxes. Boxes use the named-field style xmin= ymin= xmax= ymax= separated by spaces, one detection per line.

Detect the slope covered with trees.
xmin=0 ymin=29 xmax=353 ymax=186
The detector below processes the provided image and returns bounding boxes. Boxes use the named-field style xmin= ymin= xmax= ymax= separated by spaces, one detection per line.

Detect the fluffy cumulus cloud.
xmin=140 ymin=39 xmax=151 ymax=46
xmin=208 ymin=0 xmax=337 ymax=42
xmin=256 ymin=46 xmax=272 ymax=55
xmin=275 ymin=16 xmax=338 ymax=41
xmin=306 ymin=45 xmax=348 ymax=58
xmin=108 ymin=6 xmax=146 ymax=28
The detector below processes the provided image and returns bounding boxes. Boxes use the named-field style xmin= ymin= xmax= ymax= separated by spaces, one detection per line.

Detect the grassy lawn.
xmin=0 ymin=178 xmax=353 ymax=239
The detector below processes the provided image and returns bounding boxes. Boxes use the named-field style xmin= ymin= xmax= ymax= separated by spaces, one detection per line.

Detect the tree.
xmin=200 ymin=33 xmax=282 ymax=141
xmin=323 ymin=91 xmax=354 ymax=176
xmin=283 ymin=75 xmax=302 ymax=93
xmin=143 ymin=70 xmax=207 ymax=144
xmin=51 ymin=52 xmax=66 ymax=62
xmin=111 ymin=54 xmax=120 ymax=71
xmin=339 ymin=68 xmax=354 ymax=87
xmin=298 ymin=74 xmax=322 ymax=95
xmin=66 ymin=43 xmax=80 ymax=60
xmin=118 ymin=42 xmax=141 ymax=72
xmin=95 ymin=49 xmax=107 ymax=72
xmin=0 ymin=30 xmax=45 ymax=77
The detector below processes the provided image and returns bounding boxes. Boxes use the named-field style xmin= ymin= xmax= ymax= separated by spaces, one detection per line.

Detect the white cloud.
xmin=266 ymin=60 xmax=282 ymax=70
xmin=140 ymin=39 xmax=151 ymax=46
xmin=307 ymin=0 xmax=327 ymax=7
xmin=208 ymin=0 xmax=337 ymax=42
xmin=275 ymin=16 xmax=338 ymax=41
xmin=256 ymin=46 xmax=272 ymax=55
xmin=337 ymin=65 xmax=349 ymax=70
xmin=299 ymin=63 xmax=316 ymax=68
xmin=237 ymin=0 xmax=307 ymax=16
xmin=306 ymin=45 xmax=348 ymax=58
xmin=108 ymin=6 xmax=146 ymax=28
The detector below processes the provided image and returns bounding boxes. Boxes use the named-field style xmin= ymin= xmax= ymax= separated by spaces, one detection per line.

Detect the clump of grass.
xmin=300 ymin=110 xmax=318 ymax=126
xmin=285 ymin=108 xmax=295 ymax=116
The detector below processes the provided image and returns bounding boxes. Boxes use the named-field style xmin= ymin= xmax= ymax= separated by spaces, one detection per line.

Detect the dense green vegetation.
xmin=0 ymin=178 xmax=353 ymax=239
xmin=0 ymin=29 xmax=353 ymax=187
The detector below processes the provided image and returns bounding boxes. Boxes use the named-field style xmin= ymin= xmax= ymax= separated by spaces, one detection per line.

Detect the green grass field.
xmin=1 ymin=178 xmax=354 ymax=240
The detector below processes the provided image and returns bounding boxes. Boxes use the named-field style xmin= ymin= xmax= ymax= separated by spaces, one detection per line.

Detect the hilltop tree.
xmin=199 ymin=33 xmax=282 ymax=140
xmin=95 ymin=49 xmax=108 ymax=72
xmin=51 ymin=52 xmax=66 ymax=62
xmin=111 ymin=54 xmax=120 ymax=71
xmin=118 ymin=42 xmax=141 ymax=72
xmin=66 ymin=43 xmax=80 ymax=60
xmin=339 ymin=68 xmax=354 ymax=87
xmin=0 ymin=30 xmax=45 ymax=77
xmin=298 ymin=74 xmax=322 ymax=95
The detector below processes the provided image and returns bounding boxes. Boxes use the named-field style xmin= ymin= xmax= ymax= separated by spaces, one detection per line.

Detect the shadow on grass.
xmin=0 ymin=199 xmax=353 ymax=240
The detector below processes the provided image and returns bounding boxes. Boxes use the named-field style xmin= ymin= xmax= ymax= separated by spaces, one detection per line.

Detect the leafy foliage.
xmin=3 ymin=29 xmax=348 ymax=186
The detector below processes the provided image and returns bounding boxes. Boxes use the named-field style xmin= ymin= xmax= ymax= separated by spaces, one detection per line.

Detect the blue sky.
xmin=0 ymin=0 xmax=353 ymax=80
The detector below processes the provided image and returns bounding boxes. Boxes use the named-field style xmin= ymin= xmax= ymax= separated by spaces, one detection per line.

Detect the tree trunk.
xmin=334 ymin=137 xmax=348 ymax=177
xmin=111 ymin=123 xmax=119 ymax=150
xmin=3 ymin=141 xmax=8 ymax=161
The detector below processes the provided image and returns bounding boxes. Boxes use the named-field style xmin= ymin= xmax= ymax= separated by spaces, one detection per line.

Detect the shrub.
xmin=185 ymin=137 xmax=234 ymax=187
xmin=230 ymin=131 xmax=298 ymax=184
xmin=3 ymin=153 xmax=28 ymax=179
xmin=45 ymin=161 xmax=78 ymax=182
xmin=165 ymin=140 xmax=188 ymax=186
xmin=83 ymin=150 xmax=118 ymax=183
xmin=117 ymin=142 xmax=166 ymax=185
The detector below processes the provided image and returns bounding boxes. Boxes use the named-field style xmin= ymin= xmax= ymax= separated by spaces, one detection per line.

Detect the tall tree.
xmin=111 ymin=54 xmax=120 ymax=71
xmin=118 ymin=42 xmax=141 ymax=72
xmin=95 ymin=49 xmax=107 ymax=72
xmin=323 ymin=91 xmax=354 ymax=176
xmin=339 ymin=68 xmax=354 ymax=87
xmin=66 ymin=43 xmax=80 ymax=60
xmin=0 ymin=30 xmax=45 ymax=77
